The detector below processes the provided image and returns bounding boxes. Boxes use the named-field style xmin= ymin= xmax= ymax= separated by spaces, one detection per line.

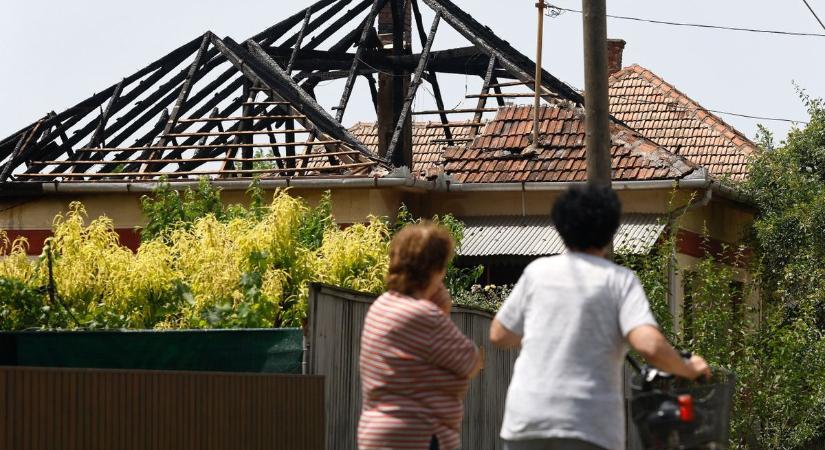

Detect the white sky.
xmin=1 ymin=0 xmax=823 ymax=144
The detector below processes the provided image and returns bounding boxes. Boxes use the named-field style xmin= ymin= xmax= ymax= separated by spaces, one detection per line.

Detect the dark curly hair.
xmin=551 ymin=185 xmax=621 ymax=251
xmin=386 ymin=222 xmax=455 ymax=296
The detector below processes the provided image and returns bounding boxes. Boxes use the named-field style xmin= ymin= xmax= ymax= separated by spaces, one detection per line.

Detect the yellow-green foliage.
xmin=0 ymin=231 xmax=35 ymax=282
xmin=0 ymin=189 xmax=392 ymax=330
xmin=316 ymin=220 xmax=389 ymax=294
xmin=44 ymin=203 xmax=181 ymax=328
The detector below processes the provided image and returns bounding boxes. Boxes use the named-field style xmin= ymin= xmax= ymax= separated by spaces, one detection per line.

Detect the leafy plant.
xmin=140 ymin=177 xmax=225 ymax=241
xmin=393 ymin=204 xmax=485 ymax=297
xmin=734 ymin=93 xmax=825 ymax=449
xmin=452 ymin=284 xmax=511 ymax=313
xmin=615 ymin=94 xmax=825 ymax=449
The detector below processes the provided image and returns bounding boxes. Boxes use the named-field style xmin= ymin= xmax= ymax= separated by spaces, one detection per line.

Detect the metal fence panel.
xmin=0 ymin=366 xmax=325 ymax=450
xmin=0 ymin=329 xmax=303 ymax=374
xmin=307 ymin=283 xmax=518 ymax=450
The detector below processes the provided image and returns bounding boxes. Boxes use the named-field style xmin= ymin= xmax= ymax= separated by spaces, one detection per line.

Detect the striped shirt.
xmin=358 ymin=291 xmax=478 ymax=450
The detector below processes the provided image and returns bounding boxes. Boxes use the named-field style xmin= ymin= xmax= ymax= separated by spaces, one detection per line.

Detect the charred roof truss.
xmin=0 ymin=0 xmax=582 ymax=185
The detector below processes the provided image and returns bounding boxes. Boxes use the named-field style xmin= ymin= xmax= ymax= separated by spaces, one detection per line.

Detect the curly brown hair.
xmin=386 ymin=222 xmax=455 ymax=296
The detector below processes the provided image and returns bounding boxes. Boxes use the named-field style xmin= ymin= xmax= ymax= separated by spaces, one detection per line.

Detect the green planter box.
xmin=0 ymin=328 xmax=303 ymax=374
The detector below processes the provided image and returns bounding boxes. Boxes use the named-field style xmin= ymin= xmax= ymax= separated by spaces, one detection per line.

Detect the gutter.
xmin=443 ymin=175 xmax=751 ymax=206
xmin=446 ymin=179 xmax=709 ymax=193
xmin=38 ymin=177 xmax=433 ymax=194
xmin=30 ymin=172 xmax=749 ymax=204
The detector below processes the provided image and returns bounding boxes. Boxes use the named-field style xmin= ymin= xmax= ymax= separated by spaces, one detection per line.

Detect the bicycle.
xmin=626 ymin=354 xmax=736 ymax=450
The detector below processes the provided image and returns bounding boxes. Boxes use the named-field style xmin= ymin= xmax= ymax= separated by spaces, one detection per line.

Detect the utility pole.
xmin=530 ymin=1 xmax=545 ymax=152
xmin=582 ymin=0 xmax=612 ymax=187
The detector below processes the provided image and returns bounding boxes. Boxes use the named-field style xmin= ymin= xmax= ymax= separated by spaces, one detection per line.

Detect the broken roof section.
xmin=0 ymin=0 xmax=583 ymax=186
xmin=443 ymin=105 xmax=697 ymax=183
xmin=349 ymin=121 xmax=479 ymax=178
xmin=609 ymin=64 xmax=758 ymax=181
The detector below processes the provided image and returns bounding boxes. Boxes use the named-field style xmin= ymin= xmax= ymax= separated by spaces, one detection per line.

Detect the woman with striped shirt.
xmin=358 ymin=223 xmax=483 ymax=450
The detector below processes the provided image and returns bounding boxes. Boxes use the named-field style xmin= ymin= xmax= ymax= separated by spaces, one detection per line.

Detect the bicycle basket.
xmin=630 ymin=369 xmax=735 ymax=450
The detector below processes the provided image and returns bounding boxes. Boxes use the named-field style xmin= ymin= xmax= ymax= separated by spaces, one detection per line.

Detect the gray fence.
xmin=307 ymin=283 xmax=518 ymax=450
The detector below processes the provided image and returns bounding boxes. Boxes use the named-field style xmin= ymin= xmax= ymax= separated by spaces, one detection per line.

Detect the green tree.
xmin=738 ymin=94 xmax=825 ymax=449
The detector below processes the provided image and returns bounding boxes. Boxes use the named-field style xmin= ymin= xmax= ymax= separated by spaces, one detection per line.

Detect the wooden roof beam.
xmin=386 ymin=12 xmax=441 ymax=166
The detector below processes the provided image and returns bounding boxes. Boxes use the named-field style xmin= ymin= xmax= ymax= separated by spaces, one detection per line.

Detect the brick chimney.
xmin=607 ymin=39 xmax=626 ymax=76
xmin=377 ymin=0 xmax=413 ymax=169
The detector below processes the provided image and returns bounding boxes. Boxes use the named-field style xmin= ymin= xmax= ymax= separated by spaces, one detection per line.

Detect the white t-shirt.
xmin=496 ymin=252 xmax=658 ymax=450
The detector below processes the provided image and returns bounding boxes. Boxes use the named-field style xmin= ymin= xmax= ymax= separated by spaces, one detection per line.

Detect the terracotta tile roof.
xmin=442 ymin=105 xmax=697 ymax=183
xmin=609 ymin=64 xmax=757 ymax=180
xmin=348 ymin=121 xmax=479 ymax=176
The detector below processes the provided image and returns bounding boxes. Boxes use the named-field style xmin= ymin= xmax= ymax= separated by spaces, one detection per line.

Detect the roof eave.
xmin=444 ymin=177 xmax=753 ymax=207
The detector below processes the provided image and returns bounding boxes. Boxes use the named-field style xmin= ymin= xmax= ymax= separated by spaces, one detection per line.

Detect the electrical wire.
xmin=544 ymin=3 xmax=825 ymax=38
xmin=801 ymin=0 xmax=825 ymax=32
xmin=611 ymin=94 xmax=809 ymax=124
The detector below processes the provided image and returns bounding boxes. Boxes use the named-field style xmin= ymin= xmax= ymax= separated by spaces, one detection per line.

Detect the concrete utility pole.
xmin=582 ymin=0 xmax=612 ymax=187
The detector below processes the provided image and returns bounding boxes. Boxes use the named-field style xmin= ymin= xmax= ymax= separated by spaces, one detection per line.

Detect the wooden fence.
xmin=306 ymin=283 xmax=518 ymax=450
xmin=0 ymin=366 xmax=325 ymax=450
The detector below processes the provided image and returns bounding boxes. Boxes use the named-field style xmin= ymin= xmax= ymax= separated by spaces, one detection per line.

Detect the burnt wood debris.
xmin=0 ymin=0 xmax=583 ymax=187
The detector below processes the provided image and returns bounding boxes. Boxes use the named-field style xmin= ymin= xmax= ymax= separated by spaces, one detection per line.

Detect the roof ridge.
xmin=608 ymin=64 xmax=643 ymax=83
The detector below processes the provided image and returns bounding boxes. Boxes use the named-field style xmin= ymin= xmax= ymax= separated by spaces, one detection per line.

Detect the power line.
xmin=801 ymin=0 xmax=825 ymax=32
xmin=708 ymin=109 xmax=808 ymax=124
xmin=611 ymin=94 xmax=809 ymax=124
xmin=544 ymin=3 xmax=825 ymax=38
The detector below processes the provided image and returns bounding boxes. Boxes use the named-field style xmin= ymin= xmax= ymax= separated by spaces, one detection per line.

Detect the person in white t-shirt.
xmin=489 ymin=185 xmax=711 ymax=450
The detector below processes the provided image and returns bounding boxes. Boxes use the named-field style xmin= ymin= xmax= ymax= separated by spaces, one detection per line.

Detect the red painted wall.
xmin=6 ymin=229 xmax=141 ymax=255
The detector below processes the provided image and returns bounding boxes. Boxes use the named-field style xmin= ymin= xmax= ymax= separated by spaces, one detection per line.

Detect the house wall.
xmin=672 ymin=252 xmax=760 ymax=336
xmin=0 ymin=185 xmax=753 ymax=260
xmin=415 ymin=189 xmax=690 ymax=217
xmin=678 ymin=196 xmax=754 ymax=245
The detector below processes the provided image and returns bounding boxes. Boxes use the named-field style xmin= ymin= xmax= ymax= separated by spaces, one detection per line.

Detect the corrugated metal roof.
xmin=457 ymin=214 xmax=666 ymax=257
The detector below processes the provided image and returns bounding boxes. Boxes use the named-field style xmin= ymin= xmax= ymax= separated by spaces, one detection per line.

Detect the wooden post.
xmin=472 ymin=56 xmax=498 ymax=135
xmin=87 ymin=79 xmax=125 ymax=149
xmin=582 ymin=0 xmax=612 ymax=187
xmin=141 ymin=33 xmax=212 ymax=174
xmin=411 ymin=0 xmax=452 ymax=144
xmin=531 ymin=1 xmax=544 ymax=150
xmin=286 ymin=6 xmax=314 ymax=73
xmin=240 ymin=83 xmax=255 ymax=172
xmin=365 ymin=74 xmax=380 ymax=114
xmin=386 ymin=12 xmax=441 ymax=166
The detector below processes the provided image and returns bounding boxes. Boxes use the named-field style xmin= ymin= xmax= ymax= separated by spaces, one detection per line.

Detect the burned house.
xmin=0 ymin=0 xmax=755 ymax=327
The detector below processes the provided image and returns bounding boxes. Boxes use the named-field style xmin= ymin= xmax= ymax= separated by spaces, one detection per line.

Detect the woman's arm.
xmin=627 ymin=325 xmax=711 ymax=380
xmin=427 ymin=311 xmax=482 ymax=380
xmin=490 ymin=319 xmax=522 ymax=348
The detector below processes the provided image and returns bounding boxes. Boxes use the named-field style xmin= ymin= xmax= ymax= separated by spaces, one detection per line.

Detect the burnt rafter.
xmin=266 ymin=47 xmax=489 ymax=76
xmin=386 ymin=12 xmax=442 ymax=165
xmin=1 ymin=0 xmax=585 ymax=183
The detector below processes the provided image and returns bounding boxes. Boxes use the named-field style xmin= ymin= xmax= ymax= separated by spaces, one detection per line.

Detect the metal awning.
xmin=457 ymin=214 xmax=666 ymax=257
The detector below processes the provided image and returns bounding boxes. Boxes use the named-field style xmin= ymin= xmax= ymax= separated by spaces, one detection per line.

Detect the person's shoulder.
xmin=374 ymin=291 xmax=441 ymax=320
xmin=604 ymin=259 xmax=638 ymax=281
xmin=523 ymin=254 xmax=564 ymax=273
